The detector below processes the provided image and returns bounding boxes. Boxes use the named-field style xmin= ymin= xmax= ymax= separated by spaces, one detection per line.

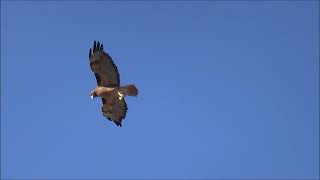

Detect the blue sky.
xmin=1 ymin=1 xmax=319 ymax=179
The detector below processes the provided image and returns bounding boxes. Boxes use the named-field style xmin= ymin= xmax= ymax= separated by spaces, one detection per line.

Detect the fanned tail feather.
xmin=120 ymin=84 xmax=138 ymax=97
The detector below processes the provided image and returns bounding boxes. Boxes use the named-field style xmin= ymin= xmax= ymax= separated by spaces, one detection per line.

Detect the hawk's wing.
xmin=89 ymin=41 xmax=120 ymax=87
xmin=101 ymin=98 xmax=128 ymax=127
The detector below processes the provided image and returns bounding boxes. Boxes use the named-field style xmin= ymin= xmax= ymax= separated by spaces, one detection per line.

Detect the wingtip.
xmin=89 ymin=48 xmax=92 ymax=58
xmin=97 ymin=41 xmax=100 ymax=49
xmin=93 ymin=41 xmax=104 ymax=52
xmin=114 ymin=121 xmax=122 ymax=127
xmin=93 ymin=41 xmax=97 ymax=52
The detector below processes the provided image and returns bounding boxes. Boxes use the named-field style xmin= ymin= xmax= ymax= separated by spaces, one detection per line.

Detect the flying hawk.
xmin=89 ymin=41 xmax=138 ymax=127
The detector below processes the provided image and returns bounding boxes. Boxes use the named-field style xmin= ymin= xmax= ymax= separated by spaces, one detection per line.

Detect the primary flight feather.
xmin=88 ymin=41 xmax=138 ymax=127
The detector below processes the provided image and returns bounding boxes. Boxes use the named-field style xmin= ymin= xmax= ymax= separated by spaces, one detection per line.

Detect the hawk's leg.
xmin=118 ymin=91 xmax=125 ymax=100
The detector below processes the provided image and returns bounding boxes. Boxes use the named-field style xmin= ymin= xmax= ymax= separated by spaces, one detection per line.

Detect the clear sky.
xmin=1 ymin=1 xmax=319 ymax=179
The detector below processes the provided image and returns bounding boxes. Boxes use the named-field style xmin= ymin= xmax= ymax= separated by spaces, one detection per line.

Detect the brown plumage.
xmin=89 ymin=41 xmax=138 ymax=127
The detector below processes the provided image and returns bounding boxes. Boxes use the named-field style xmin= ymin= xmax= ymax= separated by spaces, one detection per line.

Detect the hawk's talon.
xmin=118 ymin=92 xmax=125 ymax=100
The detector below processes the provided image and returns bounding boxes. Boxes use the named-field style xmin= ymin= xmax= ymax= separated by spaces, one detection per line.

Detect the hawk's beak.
xmin=91 ymin=95 xmax=94 ymax=99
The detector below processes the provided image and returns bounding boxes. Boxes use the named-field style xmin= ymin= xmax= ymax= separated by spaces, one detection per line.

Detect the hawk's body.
xmin=89 ymin=41 xmax=138 ymax=127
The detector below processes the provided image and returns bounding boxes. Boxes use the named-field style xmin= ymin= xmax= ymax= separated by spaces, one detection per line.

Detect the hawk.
xmin=88 ymin=41 xmax=138 ymax=127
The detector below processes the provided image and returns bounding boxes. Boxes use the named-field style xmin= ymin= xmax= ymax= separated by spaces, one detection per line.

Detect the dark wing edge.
xmin=89 ymin=41 xmax=120 ymax=87
xmin=94 ymin=73 xmax=102 ymax=85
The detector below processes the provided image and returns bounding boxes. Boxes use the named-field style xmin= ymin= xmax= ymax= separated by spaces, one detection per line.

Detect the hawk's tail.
xmin=119 ymin=84 xmax=138 ymax=97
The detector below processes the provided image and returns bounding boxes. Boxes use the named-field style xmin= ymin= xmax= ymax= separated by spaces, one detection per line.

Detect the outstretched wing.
xmin=101 ymin=98 xmax=128 ymax=127
xmin=89 ymin=41 xmax=120 ymax=87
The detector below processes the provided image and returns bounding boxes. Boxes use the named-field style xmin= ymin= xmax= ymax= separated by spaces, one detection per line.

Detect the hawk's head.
xmin=89 ymin=90 xmax=98 ymax=99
